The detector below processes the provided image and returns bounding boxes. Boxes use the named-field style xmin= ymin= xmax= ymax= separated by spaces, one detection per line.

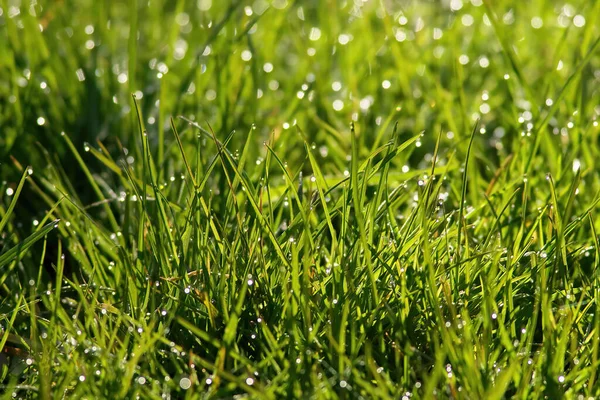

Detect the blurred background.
xmin=0 ymin=0 xmax=598 ymax=222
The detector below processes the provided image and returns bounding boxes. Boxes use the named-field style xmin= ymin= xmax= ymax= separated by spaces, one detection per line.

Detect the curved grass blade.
xmin=0 ymin=220 xmax=59 ymax=270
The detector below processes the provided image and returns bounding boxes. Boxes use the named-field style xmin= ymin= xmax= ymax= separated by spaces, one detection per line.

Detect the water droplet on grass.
xmin=573 ymin=15 xmax=585 ymax=27
xmin=179 ymin=377 xmax=192 ymax=389
xmin=309 ymin=27 xmax=321 ymax=41
xmin=241 ymin=50 xmax=252 ymax=61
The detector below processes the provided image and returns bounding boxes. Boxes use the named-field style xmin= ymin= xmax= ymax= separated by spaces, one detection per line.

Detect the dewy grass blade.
xmin=61 ymin=132 xmax=121 ymax=235
xmin=455 ymin=121 xmax=478 ymax=273
xmin=0 ymin=295 xmax=23 ymax=354
xmin=170 ymin=117 xmax=198 ymax=189
xmin=0 ymin=220 xmax=59 ymax=270
xmin=0 ymin=167 xmax=29 ymax=236
xmin=350 ymin=122 xmax=379 ymax=304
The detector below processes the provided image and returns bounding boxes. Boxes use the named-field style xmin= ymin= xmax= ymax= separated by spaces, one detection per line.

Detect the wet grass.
xmin=1 ymin=0 xmax=600 ymax=398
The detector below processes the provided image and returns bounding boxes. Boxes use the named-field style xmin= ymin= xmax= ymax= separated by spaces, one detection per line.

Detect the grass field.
xmin=1 ymin=0 xmax=600 ymax=398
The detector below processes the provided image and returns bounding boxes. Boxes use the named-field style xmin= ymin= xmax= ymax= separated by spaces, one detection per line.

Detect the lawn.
xmin=1 ymin=0 xmax=600 ymax=398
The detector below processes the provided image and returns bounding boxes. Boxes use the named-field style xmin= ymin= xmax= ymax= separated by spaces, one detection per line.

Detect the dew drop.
xmin=179 ymin=377 xmax=192 ymax=390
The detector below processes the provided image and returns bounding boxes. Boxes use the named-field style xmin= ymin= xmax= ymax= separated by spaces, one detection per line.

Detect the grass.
xmin=1 ymin=0 xmax=600 ymax=398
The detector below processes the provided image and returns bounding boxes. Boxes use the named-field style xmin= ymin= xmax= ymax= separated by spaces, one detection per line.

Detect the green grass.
xmin=1 ymin=0 xmax=600 ymax=398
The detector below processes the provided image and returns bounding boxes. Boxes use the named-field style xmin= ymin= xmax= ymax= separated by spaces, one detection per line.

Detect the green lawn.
xmin=1 ymin=0 xmax=600 ymax=398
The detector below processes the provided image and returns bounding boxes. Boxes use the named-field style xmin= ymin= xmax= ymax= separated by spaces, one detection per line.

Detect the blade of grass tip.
xmin=186 ymin=126 xmax=237 ymax=199
xmin=423 ymin=129 xmax=443 ymax=213
xmin=205 ymin=122 xmax=247 ymax=242
xmin=118 ymin=330 xmax=161 ymax=397
xmin=0 ymin=295 xmax=23 ymax=354
xmin=370 ymin=122 xmax=398 ymax=242
xmin=0 ymin=220 xmax=59 ymax=270
xmin=33 ymin=198 xmax=63 ymax=234
xmin=484 ymin=154 xmax=514 ymax=197
xmin=86 ymin=145 xmax=122 ymax=175
xmin=562 ymin=166 xmax=582 ymax=226
xmin=264 ymin=144 xmax=315 ymax=250
xmin=35 ymin=233 xmax=47 ymax=294
xmin=455 ymin=121 xmax=478 ymax=275
xmin=9 ymin=157 xmax=55 ymax=216
xmin=546 ymin=173 xmax=568 ymax=269
xmin=297 ymin=171 xmax=303 ymax=201
xmin=482 ymin=188 xmax=521 ymax=247
xmin=370 ymin=112 xmax=397 ymax=152
xmin=0 ymin=167 xmax=29 ymax=236
xmin=484 ymin=362 xmax=518 ymax=400
xmin=132 ymin=95 xmax=150 ymax=281
xmin=350 ymin=122 xmax=379 ymax=304
xmin=170 ymin=117 xmax=197 ymax=189
xmin=228 ymin=123 xmax=256 ymax=208
xmin=525 ymin=35 xmax=600 ymax=173
xmin=48 ymin=240 xmax=64 ymax=339
xmin=509 ymin=171 xmax=530 ymax=262
xmin=304 ymin=142 xmax=338 ymax=251
xmin=149 ymin=179 xmax=180 ymax=269
xmin=222 ymin=275 xmax=249 ymax=349
xmin=60 ymin=132 xmax=121 ymax=235
xmin=219 ymin=141 xmax=290 ymax=270
xmin=178 ymin=116 xmax=238 ymax=161
xmin=263 ymin=131 xmax=276 ymax=227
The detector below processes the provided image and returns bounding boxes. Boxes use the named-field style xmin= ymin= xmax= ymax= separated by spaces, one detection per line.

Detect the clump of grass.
xmin=1 ymin=0 xmax=600 ymax=398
